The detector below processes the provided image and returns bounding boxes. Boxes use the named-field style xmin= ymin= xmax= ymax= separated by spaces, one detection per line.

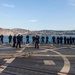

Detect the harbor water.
xmin=2 ymin=35 xmax=75 ymax=44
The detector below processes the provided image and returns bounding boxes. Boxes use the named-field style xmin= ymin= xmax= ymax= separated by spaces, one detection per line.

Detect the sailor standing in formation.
xmin=8 ymin=34 xmax=12 ymax=43
xmin=0 ymin=34 xmax=75 ymax=47
xmin=13 ymin=34 xmax=16 ymax=47
xmin=16 ymin=34 xmax=21 ymax=48
xmin=26 ymin=35 xmax=29 ymax=43
xmin=35 ymin=35 xmax=39 ymax=48
xmin=0 ymin=34 xmax=4 ymax=43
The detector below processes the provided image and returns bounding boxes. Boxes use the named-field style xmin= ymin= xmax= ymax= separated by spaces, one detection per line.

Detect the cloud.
xmin=2 ymin=3 xmax=15 ymax=8
xmin=28 ymin=20 xmax=38 ymax=23
xmin=67 ymin=0 xmax=75 ymax=6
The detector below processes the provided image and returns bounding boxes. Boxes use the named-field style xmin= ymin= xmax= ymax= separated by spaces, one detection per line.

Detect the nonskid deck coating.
xmin=0 ymin=44 xmax=75 ymax=75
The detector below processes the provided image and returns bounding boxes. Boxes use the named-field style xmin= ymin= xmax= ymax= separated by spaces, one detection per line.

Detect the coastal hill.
xmin=0 ymin=28 xmax=75 ymax=35
xmin=0 ymin=28 xmax=31 ymax=35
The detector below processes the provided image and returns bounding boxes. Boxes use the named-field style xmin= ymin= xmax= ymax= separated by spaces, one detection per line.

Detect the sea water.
xmin=3 ymin=35 xmax=75 ymax=43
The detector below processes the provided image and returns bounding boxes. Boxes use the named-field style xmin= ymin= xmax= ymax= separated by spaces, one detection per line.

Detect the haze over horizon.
xmin=0 ymin=0 xmax=75 ymax=30
xmin=1 ymin=27 xmax=75 ymax=31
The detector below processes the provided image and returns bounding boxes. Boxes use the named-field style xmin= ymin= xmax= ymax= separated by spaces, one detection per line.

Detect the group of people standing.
xmin=0 ymin=34 xmax=75 ymax=48
xmin=32 ymin=36 xmax=49 ymax=44
xmin=12 ymin=34 xmax=23 ymax=48
xmin=52 ymin=36 xmax=75 ymax=44
xmin=0 ymin=34 xmax=23 ymax=48
xmin=32 ymin=35 xmax=49 ymax=48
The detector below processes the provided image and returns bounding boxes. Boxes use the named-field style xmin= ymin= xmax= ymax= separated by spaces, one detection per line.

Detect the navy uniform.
xmin=21 ymin=35 xmax=23 ymax=43
xmin=8 ymin=34 xmax=12 ymax=43
xmin=64 ymin=36 xmax=66 ymax=44
xmin=13 ymin=35 xmax=16 ymax=47
xmin=52 ymin=36 xmax=55 ymax=44
xmin=32 ymin=36 xmax=35 ymax=44
xmin=60 ymin=36 xmax=63 ymax=44
xmin=26 ymin=35 xmax=29 ymax=43
xmin=70 ymin=37 xmax=72 ymax=44
xmin=41 ymin=36 xmax=44 ymax=44
xmin=0 ymin=35 xmax=1 ymax=42
xmin=1 ymin=34 xmax=4 ymax=43
xmin=16 ymin=34 xmax=21 ymax=48
xmin=35 ymin=35 xmax=39 ymax=48
xmin=46 ymin=36 xmax=49 ymax=44
xmin=57 ymin=37 xmax=60 ymax=44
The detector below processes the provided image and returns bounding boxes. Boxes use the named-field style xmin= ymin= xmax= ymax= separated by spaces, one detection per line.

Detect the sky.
xmin=0 ymin=0 xmax=75 ymax=30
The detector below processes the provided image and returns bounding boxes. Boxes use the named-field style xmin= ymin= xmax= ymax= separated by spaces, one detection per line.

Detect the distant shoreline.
xmin=0 ymin=28 xmax=75 ymax=36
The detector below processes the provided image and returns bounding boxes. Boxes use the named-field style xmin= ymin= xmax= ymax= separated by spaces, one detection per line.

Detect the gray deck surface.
xmin=0 ymin=43 xmax=75 ymax=75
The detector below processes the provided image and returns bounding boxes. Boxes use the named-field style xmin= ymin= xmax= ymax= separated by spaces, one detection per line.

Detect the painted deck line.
xmin=13 ymin=44 xmax=29 ymax=57
xmin=49 ymin=49 xmax=70 ymax=75
xmin=16 ymin=47 xmax=26 ymax=53
xmin=31 ymin=54 xmax=75 ymax=57
xmin=0 ymin=58 xmax=15 ymax=73
xmin=0 ymin=47 xmax=12 ymax=50
xmin=44 ymin=60 xmax=55 ymax=65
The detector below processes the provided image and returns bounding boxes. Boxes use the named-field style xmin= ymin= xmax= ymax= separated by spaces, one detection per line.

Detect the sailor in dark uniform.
xmin=0 ymin=35 xmax=1 ymax=42
xmin=52 ymin=36 xmax=55 ymax=44
xmin=46 ymin=36 xmax=49 ymax=44
xmin=57 ymin=37 xmax=60 ymax=44
xmin=72 ymin=37 xmax=75 ymax=44
xmin=64 ymin=36 xmax=66 ymax=44
xmin=21 ymin=35 xmax=23 ymax=43
xmin=35 ymin=35 xmax=39 ymax=48
xmin=60 ymin=36 xmax=63 ymax=44
xmin=26 ymin=35 xmax=29 ymax=43
xmin=16 ymin=34 xmax=21 ymax=48
xmin=8 ymin=34 xmax=12 ymax=43
xmin=1 ymin=34 xmax=4 ymax=43
xmin=32 ymin=36 xmax=35 ymax=44
xmin=13 ymin=35 xmax=16 ymax=47
xmin=70 ymin=36 xmax=72 ymax=44
xmin=41 ymin=36 xmax=44 ymax=44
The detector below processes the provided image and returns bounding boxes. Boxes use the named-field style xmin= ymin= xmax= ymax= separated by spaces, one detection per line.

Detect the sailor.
xmin=35 ymin=35 xmax=39 ymax=48
xmin=52 ymin=36 xmax=56 ymax=44
xmin=66 ymin=37 xmax=70 ymax=44
xmin=1 ymin=34 xmax=4 ymax=43
xmin=72 ymin=37 xmax=75 ymax=44
xmin=0 ymin=35 xmax=1 ymax=42
xmin=8 ymin=34 xmax=12 ymax=43
xmin=46 ymin=36 xmax=49 ymax=44
xmin=32 ymin=36 xmax=35 ymax=44
xmin=70 ymin=36 xmax=72 ymax=44
xmin=26 ymin=35 xmax=29 ymax=43
xmin=13 ymin=35 xmax=16 ymax=47
xmin=57 ymin=36 xmax=60 ymax=44
xmin=41 ymin=36 xmax=44 ymax=44
xmin=64 ymin=36 xmax=66 ymax=44
xmin=16 ymin=34 xmax=21 ymax=48
xmin=60 ymin=36 xmax=63 ymax=44
xmin=21 ymin=35 xmax=23 ymax=43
